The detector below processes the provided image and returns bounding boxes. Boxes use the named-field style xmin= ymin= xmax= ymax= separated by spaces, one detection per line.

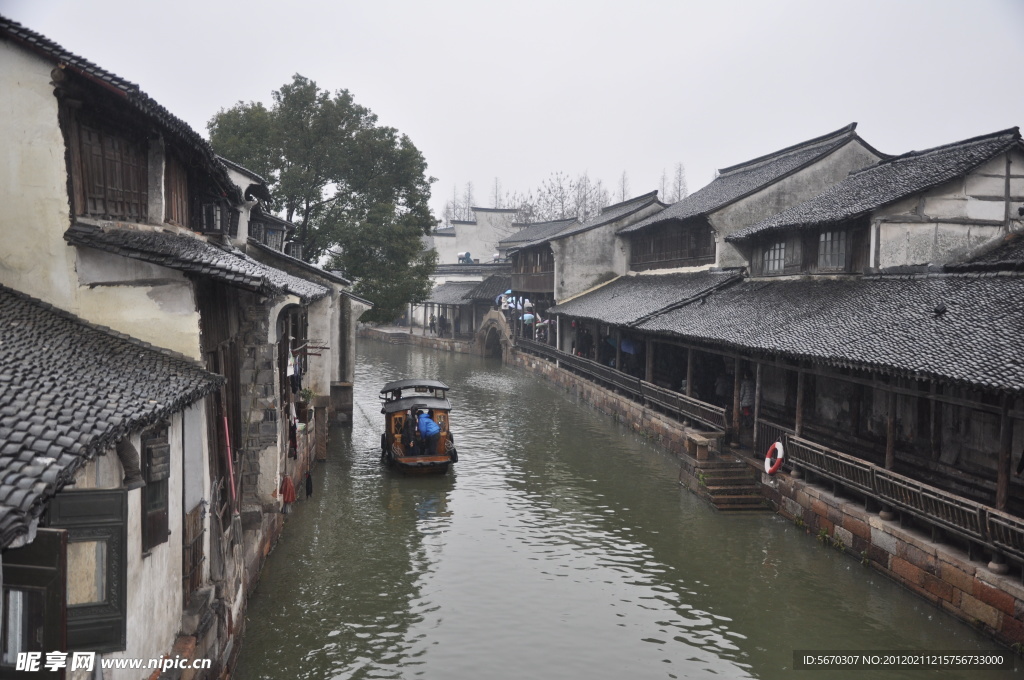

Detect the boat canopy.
xmin=382 ymin=396 xmax=452 ymax=415
xmin=381 ymin=378 xmax=450 ymax=394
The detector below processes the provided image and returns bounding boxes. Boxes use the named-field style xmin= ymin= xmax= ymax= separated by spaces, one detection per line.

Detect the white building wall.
xmin=0 ymin=41 xmax=80 ymax=311
xmin=74 ymin=247 xmax=204 ymax=360
xmin=552 ymin=203 xmax=666 ymax=301
xmin=876 ymin=150 xmax=1024 ymax=268
xmin=712 ymin=141 xmax=884 ymax=267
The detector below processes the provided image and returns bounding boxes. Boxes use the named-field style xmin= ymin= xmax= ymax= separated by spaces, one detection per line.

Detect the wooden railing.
xmin=786 ymin=433 xmax=1023 ymax=563
xmin=517 ymin=338 xmax=725 ymax=431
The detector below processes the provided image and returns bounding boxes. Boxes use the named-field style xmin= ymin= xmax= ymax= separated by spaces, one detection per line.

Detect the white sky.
xmin=3 ymin=0 xmax=1023 ymax=219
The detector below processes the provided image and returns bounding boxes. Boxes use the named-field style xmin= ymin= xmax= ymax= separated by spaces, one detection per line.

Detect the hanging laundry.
xmin=280 ymin=475 xmax=297 ymax=511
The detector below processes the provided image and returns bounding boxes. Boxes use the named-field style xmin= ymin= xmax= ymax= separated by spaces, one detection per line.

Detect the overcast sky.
xmin=3 ymin=0 xmax=1023 ymax=219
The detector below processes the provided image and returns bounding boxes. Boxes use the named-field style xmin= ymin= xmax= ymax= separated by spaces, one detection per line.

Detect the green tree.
xmin=207 ymin=74 xmax=437 ymax=321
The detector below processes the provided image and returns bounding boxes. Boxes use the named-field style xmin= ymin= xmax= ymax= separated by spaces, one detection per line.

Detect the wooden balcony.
xmin=512 ymin=271 xmax=554 ymax=293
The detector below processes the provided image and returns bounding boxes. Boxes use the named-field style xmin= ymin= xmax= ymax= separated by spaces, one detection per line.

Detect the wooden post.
xmin=685 ymin=348 xmax=694 ymax=397
xmin=732 ymin=358 xmax=742 ymax=438
xmin=997 ymin=394 xmax=1012 ymax=510
xmin=885 ymin=387 xmax=896 ymax=470
xmin=879 ymin=383 xmax=898 ymax=520
xmin=795 ymin=369 xmax=805 ymax=436
xmin=614 ymin=328 xmax=622 ymax=371
xmin=645 ymin=339 xmax=654 ymax=383
xmin=753 ymin=363 xmax=763 ymax=454
xmin=930 ymin=382 xmax=941 ymax=461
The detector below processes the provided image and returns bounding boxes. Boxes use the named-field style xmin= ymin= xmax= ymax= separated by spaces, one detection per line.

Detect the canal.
xmin=233 ymin=340 xmax=1015 ymax=679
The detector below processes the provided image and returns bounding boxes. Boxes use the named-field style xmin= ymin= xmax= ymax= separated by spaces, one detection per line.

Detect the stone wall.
xmin=763 ymin=472 xmax=1024 ymax=647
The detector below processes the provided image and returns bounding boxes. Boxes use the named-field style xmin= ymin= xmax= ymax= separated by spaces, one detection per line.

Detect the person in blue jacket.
xmin=417 ymin=410 xmax=441 ymax=455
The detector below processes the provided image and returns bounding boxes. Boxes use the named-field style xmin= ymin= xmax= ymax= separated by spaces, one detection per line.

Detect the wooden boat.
xmin=379 ymin=378 xmax=458 ymax=474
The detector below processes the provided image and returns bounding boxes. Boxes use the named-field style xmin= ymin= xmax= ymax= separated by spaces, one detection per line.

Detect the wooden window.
xmin=76 ymin=123 xmax=148 ymax=222
xmin=818 ymin=229 xmax=849 ymax=270
xmin=165 ymin=154 xmax=190 ymax=227
xmin=141 ymin=428 xmax=171 ymax=553
xmin=763 ymin=240 xmax=785 ymax=272
xmin=47 ymin=490 xmax=128 ymax=652
xmin=266 ymin=227 xmax=284 ymax=251
xmin=1 ymin=529 xmax=66 ymax=675
xmin=630 ymin=219 xmax=715 ymax=271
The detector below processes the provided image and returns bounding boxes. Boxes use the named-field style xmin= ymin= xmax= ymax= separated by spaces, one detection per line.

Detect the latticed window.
xmin=818 ymin=229 xmax=848 ymax=270
xmin=76 ymin=124 xmax=148 ymax=222
xmin=763 ymin=241 xmax=785 ymax=272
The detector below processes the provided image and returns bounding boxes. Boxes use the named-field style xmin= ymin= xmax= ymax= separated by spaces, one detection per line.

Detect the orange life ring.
xmin=764 ymin=441 xmax=785 ymax=475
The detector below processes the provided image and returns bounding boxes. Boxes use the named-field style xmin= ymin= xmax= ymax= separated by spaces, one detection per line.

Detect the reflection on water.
xmin=234 ymin=342 xmax=1015 ymax=680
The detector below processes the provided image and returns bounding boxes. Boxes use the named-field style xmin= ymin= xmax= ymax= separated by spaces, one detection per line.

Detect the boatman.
xmin=417 ymin=410 xmax=441 ymax=456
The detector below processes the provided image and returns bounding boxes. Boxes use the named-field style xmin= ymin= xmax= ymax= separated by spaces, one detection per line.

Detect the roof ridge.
xmin=867 ymin=126 xmax=1021 ymax=169
xmin=600 ymin=190 xmax=660 ymax=213
xmin=718 ymin=123 xmax=858 ymax=175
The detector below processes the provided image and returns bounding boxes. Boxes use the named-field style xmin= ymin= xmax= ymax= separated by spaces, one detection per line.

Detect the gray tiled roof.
xmin=65 ymin=224 xmax=330 ymax=302
xmin=1 ymin=15 xmax=239 ymax=202
xmin=499 ymin=219 xmax=578 ymax=247
xmin=247 ymin=238 xmax=351 ymax=286
xmin=426 ymin=281 xmax=479 ymax=305
xmin=619 ymin=124 xmax=866 ymax=235
xmin=551 ymin=191 xmax=665 ymax=242
xmin=548 ymin=270 xmax=743 ymax=326
xmin=464 ymin=274 xmax=512 ymax=302
xmin=728 ymin=128 xmax=1023 ymax=242
xmin=636 ymin=274 xmax=1024 ymax=393
xmin=948 ymin=233 xmax=1024 ymax=272
xmin=0 ymin=285 xmax=223 ymax=548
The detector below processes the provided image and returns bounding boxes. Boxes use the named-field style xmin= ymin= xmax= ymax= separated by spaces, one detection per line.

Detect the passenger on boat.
xmin=403 ymin=411 xmax=420 ymax=455
xmin=417 ymin=409 xmax=441 ymax=456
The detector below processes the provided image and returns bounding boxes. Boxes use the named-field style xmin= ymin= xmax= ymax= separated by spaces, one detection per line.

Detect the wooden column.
xmin=930 ymin=382 xmax=941 ymax=461
xmin=878 ymin=382 xmax=898 ymax=520
xmin=753 ymin=363 xmax=763 ymax=454
xmin=614 ymin=328 xmax=622 ymax=371
xmin=885 ymin=387 xmax=896 ymax=470
xmin=792 ymin=369 xmax=805 ymax=479
xmin=685 ymin=349 xmax=694 ymax=397
xmin=645 ymin=340 xmax=654 ymax=383
xmin=794 ymin=369 xmax=805 ymax=436
xmin=997 ymin=394 xmax=1013 ymax=511
xmin=732 ymin=358 xmax=742 ymax=437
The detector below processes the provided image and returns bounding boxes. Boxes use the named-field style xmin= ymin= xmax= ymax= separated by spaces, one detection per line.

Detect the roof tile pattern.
xmin=426 ymin=281 xmax=479 ymax=305
xmin=549 ymin=270 xmax=742 ymax=326
xmin=65 ymin=224 xmax=329 ymax=302
xmin=500 ymin=218 xmax=579 ymax=248
xmin=636 ymin=275 xmax=1024 ymax=392
xmin=728 ymin=128 xmax=1022 ymax=241
xmin=0 ymin=285 xmax=223 ymax=548
xmin=464 ymin=274 xmax=512 ymax=302
xmin=620 ymin=124 xmax=863 ymax=235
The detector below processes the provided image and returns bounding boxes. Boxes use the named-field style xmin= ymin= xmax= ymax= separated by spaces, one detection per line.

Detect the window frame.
xmin=46 ymin=489 xmax=128 ymax=653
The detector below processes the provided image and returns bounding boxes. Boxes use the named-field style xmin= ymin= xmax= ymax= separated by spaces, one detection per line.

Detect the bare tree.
xmin=491 ymin=177 xmax=502 ymax=208
xmin=669 ymin=162 xmax=689 ymax=203
xmin=618 ymin=171 xmax=630 ymax=203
